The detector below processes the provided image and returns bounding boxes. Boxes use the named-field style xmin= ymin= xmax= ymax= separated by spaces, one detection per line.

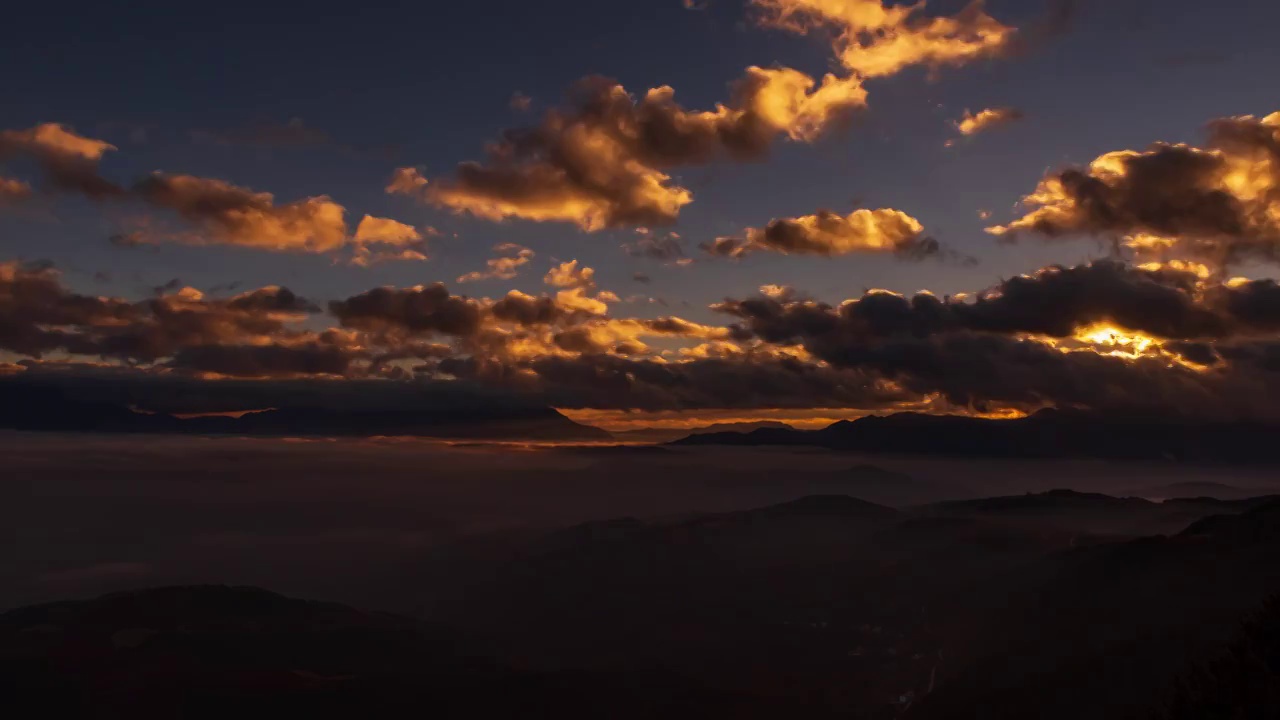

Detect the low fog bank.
xmin=5 ymin=431 xmax=1278 ymax=611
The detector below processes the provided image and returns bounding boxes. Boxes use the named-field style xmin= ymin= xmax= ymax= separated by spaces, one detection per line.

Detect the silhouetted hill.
xmin=0 ymin=585 xmax=804 ymax=719
xmin=932 ymin=489 xmax=1151 ymax=513
xmin=918 ymin=489 xmax=1280 ymax=537
xmin=7 ymin=492 xmax=1280 ymax=719
xmin=610 ymin=421 xmax=795 ymax=444
xmin=910 ymin=499 xmax=1280 ymax=719
xmin=1153 ymin=594 xmax=1280 ymax=719
xmin=674 ymin=409 xmax=1280 ymax=463
xmin=0 ymin=380 xmax=609 ymax=441
xmin=1132 ymin=481 xmax=1253 ymax=499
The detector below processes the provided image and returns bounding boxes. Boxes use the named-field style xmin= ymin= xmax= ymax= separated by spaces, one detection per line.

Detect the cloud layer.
xmin=8 ymin=251 xmax=1280 ymax=422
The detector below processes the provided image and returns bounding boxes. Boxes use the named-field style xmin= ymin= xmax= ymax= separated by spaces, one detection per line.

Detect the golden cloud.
xmin=457 ymin=243 xmax=535 ymax=283
xmin=0 ymin=123 xmax=121 ymax=198
xmin=416 ymin=66 xmax=866 ymax=231
xmin=386 ymin=166 xmax=428 ymax=194
xmin=988 ymin=110 xmax=1280 ymax=267
xmin=953 ymin=106 xmax=1023 ymax=136
xmin=353 ymin=215 xmax=423 ymax=246
xmin=1 ymin=123 xmax=115 ymax=161
xmin=544 ymin=259 xmax=597 ymax=290
xmin=751 ymin=0 xmax=1015 ymax=79
xmin=133 ymin=173 xmax=349 ymax=252
xmin=707 ymin=207 xmax=937 ymax=258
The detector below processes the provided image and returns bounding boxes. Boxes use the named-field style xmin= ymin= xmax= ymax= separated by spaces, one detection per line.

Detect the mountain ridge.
xmin=0 ymin=381 xmax=609 ymax=441
xmin=672 ymin=409 xmax=1280 ymax=463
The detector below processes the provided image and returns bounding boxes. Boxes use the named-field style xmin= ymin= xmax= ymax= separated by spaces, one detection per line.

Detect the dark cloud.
xmin=622 ymin=232 xmax=688 ymax=263
xmin=715 ymin=261 xmax=1277 ymax=345
xmin=440 ymin=352 xmax=910 ymax=412
xmin=489 ymin=291 xmax=581 ymax=327
xmin=0 ymin=261 xmax=319 ymax=365
xmin=329 ymin=284 xmax=483 ymax=337
xmin=224 ymin=286 xmax=320 ymax=314
xmin=168 ymin=342 xmax=355 ymax=378
xmin=152 ymin=278 xmax=183 ymax=296
xmin=10 ymin=252 xmax=1280 ymax=419
xmin=0 ymin=261 xmax=138 ymax=356
xmin=991 ymin=111 xmax=1280 ymax=266
xmin=0 ymin=368 xmax=553 ymax=417
xmin=0 ymin=123 xmax=122 ymax=199
xmin=813 ymin=331 xmax=1249 ymax=419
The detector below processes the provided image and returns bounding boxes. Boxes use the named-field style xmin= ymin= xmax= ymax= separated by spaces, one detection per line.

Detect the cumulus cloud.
xmin=386 ymin=167 xmax=429 ymax=194
xmin=412 ymin=68 xmax=866 ymax=231
xmin=543 ymin=260 xmax=616 ymax=315
xmin=705 ymin=262 xmax=1280 ymax=418
xmin=714 ymin=261 xmax=1276 ymax=343
xmin=544 ymin=259 xmax=597 ymax=290
xmin=123 ymin=174 xmax=428 ymax=264
xmin=988 ymin=110 xmax=1280 ymax=267
xmin=949 ymin=106 xmax=1023 ymax=143
xmin=0 ymin=261 xmax=339 ymax=374
xmin=353 ymin=215 xmax=423 ymax=246
xmin=457 ymin=243 xmax=535 ymax=283
xmin=706 ymin=207 xmax=939 ymax=258
xmin=751 ymin=0 xmax=1016 ymax=79
xmin=329 ymin=284 xmax=484 ymax=338
xmin=222 ymin=285 xmax=319 ymax=315
xmin=132 ymin=173 xmax=349 ymax=252
xmin=403 ymin=1 xmax=1016 ymax=233
xmin=489 ymin=290 xmax=581 ymax=327
xmin=0 ymin=261 xmax=137 ymax=357
xmin=350 ymin=215 xmax=430 ymax=267
xmin=0 ymin=123 xmax=122 ymax=198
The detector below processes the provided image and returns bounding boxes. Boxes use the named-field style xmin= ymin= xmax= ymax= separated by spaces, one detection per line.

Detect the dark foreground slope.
xmin=0 ymin=585 xmax=798 ymax=720
xmin=400 ymin=491 xmax=1280 ymax=717
xmin=1154 ymin=594 xmax=1280 ymax=719
xmin=675 ymin=409 xmax=1280 ymax=463
xmin=909 ymin=499 xmax=1280 ymax=720
xmin=6 ymin=491 xmax=1280 ymax=719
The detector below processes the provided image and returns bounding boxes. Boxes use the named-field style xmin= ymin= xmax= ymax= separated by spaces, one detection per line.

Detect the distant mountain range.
xmin=0 ymin=380 xmax=610 ymax=441
xmin=610 ymin=420 xmax=795 ymax=444
xmin=673 ymin=409 xmax=1280 ymax=463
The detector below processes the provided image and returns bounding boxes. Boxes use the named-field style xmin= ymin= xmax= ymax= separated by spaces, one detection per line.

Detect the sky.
xmin=3 ymin=0 xmax=1280 ymax=429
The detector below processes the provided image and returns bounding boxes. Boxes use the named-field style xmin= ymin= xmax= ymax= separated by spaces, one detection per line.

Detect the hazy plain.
xmin=6 ymin=431 xmax=1278 ymax=611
